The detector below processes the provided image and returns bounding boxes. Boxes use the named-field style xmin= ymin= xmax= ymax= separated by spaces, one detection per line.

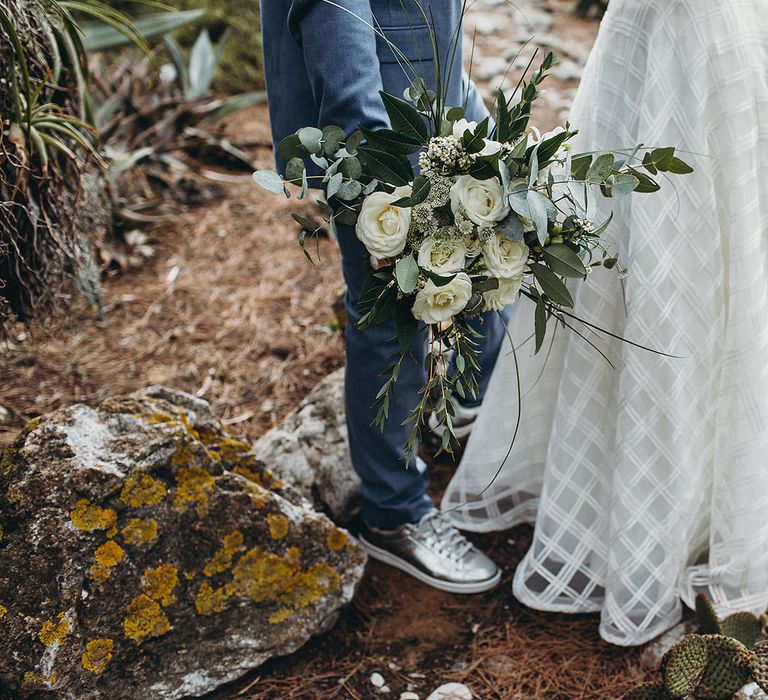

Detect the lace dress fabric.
xmin=442 ymin=0 xmax=768 ymax=645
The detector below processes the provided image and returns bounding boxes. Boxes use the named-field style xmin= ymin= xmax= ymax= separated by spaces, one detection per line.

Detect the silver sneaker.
xmin=359 ymin=510 xmax=501 ymax=594
xmin=428 ymin=397 xmax=481 ymax=440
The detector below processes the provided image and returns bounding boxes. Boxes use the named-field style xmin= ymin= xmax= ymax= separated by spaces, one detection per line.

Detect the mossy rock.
xmin=0 ymin=387 xmax=365 ymax=699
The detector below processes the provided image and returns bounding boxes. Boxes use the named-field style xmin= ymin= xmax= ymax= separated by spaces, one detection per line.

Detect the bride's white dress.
xmin=443 ymin=0 xmax=768 ymax=646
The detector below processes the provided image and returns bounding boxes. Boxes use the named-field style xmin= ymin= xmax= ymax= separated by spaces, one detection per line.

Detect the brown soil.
xmin=0 ymin=3 xmax=656 ymax=698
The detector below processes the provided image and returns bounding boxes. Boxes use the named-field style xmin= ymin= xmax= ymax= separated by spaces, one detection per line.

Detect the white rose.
xmin=417 ymin=238 xmax=466 ymax=275
xmin=464 ymin=234 xmax=483 ymax=258
xmin=355 ymin=185 xmax=412 ymax=259
xmin=452 ymin=118 xmax=478 ymax=140
xmin=412 ymin=272 xmax=473 ymax=324
xmin=479 ymin=139 xmax=504 ymax=157
xmin=450 ymin=175 xmax=510 ymax=226
xmin=484 ymin=276 xmax=523 ymax=311
xmin=483 ymin=232 xmax=529 ymax=279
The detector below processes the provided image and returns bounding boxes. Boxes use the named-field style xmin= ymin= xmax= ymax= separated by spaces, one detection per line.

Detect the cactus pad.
xmin=662 ymin=634 xmax=752 ymax=699
xmin=752 ymin=640 xmax=768 ymax=693
xmin=696 ymin=593 xmax=722 ymax=635
xmin=622 ymin=682 xmax=673 ymax=699
xmin=721 ymin=612 xmax=764 ymax=649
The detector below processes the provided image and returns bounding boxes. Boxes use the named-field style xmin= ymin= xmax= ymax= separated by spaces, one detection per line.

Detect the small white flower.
xmin=452 ymin=118 xmax=478 ymax=140
xmin=450 ymin=175 xmax=510 ymax=226
xmin=412 ymin=272 xmax=473 ymax=324
xmin=483 ymin=232 xmax=529 ymax=279
xmin=479 ymin=139 xmax=504 ymax=157
xmin=418 ymin=237 xmax=466 ymax=275
xmin=355 ymin=185 xmax=412 ymax=259
xmin=484 ymin=276 xmax=523 ymax=311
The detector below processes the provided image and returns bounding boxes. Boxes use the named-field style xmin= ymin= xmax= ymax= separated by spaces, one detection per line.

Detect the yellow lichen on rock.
xmin=193 ymin=545 xmax=342 ymax=620
xmin=81 ymin=638 xmax=113 ymax=675
xmin=90 ymin=540 xmax=125 ymax=583
xmin=232 ymin=464 xmax=284 ymax=491
xmin=203 ymin=531 xmax=244 ymax=577
xmin=123 ymin=594 xmax=171 ymax=642
xmin=0 ymin=604 xmax=7 ymax=620
xmin=70 ymin=499 xmax=117 ymax=532
xmin=120 ymin=471 xmax=167 ymax=508
xmin=174 ymin=465 xmax=215 ymax=515
xmin=21 ymin=672 xmax=44 ymax=691
xmin=194 ymin=581 xmax=230 ymax=616
xmin=178 ymin=411 xmax=200 ymax=440
xmin=141 ymin=564 xmax=178 ymax=606
xmin=122 ymin=518 xmax=158 ymax=546
xmin=216 ymin=437 xmax=252 ymax=462
xmin=38 ymin=615 xmax=69 ymax=645
xmin=327 ymin=528 xmax=348 ymax=551
xmin=148 ymin=411 xmax=175 ymax=425
xmin=267 ymin=514 xmax=289 ymax=540
xmin=268 ymin=608 xmax=293 ymax=625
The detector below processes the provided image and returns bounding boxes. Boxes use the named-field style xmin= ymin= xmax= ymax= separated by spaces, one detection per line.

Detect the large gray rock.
xmin=253 ymin=369 xmax=360 ymax=522
xmin=0 ymin=386 xmax=365 ymax=699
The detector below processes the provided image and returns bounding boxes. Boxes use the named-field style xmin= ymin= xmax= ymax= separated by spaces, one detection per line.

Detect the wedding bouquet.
xmin=253 ymin=50 xmax=691 ymax=462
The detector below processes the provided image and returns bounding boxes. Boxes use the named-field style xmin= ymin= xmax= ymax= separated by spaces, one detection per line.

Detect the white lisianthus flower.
xmin=479 ymin=139 xmax=504 ymax=157
xmin=417 ymin=238 xmax=467 ymax=275
xmin=450 ymin=175 xmax=511 ymax=226
xmin=412 ymin=273 xmax=473 ymax=324
xmin=483 ymin=232 xmax=529 ymax=279
xmin=484 ymin=276 xmax=523 ymax=311
xmin=452 ymin=118 xmax=478 ymax=140
xmin=355 ymin=185 xmax=412 ymax=259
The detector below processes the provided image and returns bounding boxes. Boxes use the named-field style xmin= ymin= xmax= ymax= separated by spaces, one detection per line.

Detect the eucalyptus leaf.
xmin=497 ymin=213 xmax=525 ymax=242
xmin=446 ymin=106 xmax=466 ymax=121
xmin=326 ymin=172 xmax=343 ymax=198
xmin=612 ymin=172 xmax=640 ymax=197
xmin=587 ymin=153 xmax=614 ymax=182
xmin=298 ymin=126 xmax=323 ymax=154
xmin=322 ymin=125 xmax=345 ymax=156
xmin=395 ymin=255 xmax=420 ymax=294
xmin=346 ymin=130 xmax=363 ymax=155
xmin=278 ymin=133 xmax=304 ymax=160
xmin=252 ymin=169 xmax=284 ymax=194
xmin=667 ymin=156 xmax=694 ymax=175
xmin=285 ymin=157 xmax=304 ymax=183
xmin=339 ymin=156 xmax=362 ymax=180
xmin=336 ymin=180 xmax=363 ymax=201
xmin=528 ymin=189 xmax=550 ymax=245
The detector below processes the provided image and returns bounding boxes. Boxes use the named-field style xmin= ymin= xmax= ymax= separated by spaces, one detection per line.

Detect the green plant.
xmin=696 ymin=593 xmax=768 ymax=648
xmin=163 ymin=27 xmax=231 ymax=100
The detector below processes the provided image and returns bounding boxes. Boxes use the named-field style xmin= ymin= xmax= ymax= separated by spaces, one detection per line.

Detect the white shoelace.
xmin=419 ymin=511 xmax=474 ymax=561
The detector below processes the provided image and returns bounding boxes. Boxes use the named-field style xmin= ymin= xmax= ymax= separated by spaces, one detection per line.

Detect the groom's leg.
xmin=336 ymin=226 xmax=434 ymax=530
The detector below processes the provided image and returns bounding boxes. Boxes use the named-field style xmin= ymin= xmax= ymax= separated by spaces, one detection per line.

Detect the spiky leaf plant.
xmin=751 ymin=640 xmax=768 ymax=694
xmin=695 ymin=593 xmax=767 ymax=649
xmin=661 ymin=635 xmax=754 ymax=700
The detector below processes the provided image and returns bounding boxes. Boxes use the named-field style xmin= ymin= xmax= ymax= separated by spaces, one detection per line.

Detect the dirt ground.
xmin=0 ymin=1 xmax=658 ymax=697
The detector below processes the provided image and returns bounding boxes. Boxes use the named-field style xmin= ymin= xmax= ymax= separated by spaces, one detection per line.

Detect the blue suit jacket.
xmin=260 ymin=0 xmax=488 ymax=173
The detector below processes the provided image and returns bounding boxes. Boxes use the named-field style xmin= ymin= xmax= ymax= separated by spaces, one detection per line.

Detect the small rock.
xmin=737 ymin=683 xmax=768 ymax=700
xmin=371 ymin=672 xmax=386 ymax=688
xmin=380 ymin=686 xmax=391 ymax=694
xmin=554 ymin=58 xmax=583 ymax=82
xmin=466 ymin=14 xmax=499 ymax=36
xmin=401 ymin=693 xmax=420 ymax=700
xmin=427 ymin=683 xmax=473 ymax=700
xmin=253 ymin=369 xmax=360 ymax=522
xmin=0 ymin=405 xmax=10 ymax=422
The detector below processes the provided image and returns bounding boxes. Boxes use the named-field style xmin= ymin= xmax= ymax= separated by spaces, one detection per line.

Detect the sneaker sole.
xmin=358 ymin=534 xmax=501 ymax=595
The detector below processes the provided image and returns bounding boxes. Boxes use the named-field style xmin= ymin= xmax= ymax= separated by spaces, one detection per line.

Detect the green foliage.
xmin=107 ymin=0 xmax=264 ymax=93
xmin=695 ymin=593 xmax=768 ymax=649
